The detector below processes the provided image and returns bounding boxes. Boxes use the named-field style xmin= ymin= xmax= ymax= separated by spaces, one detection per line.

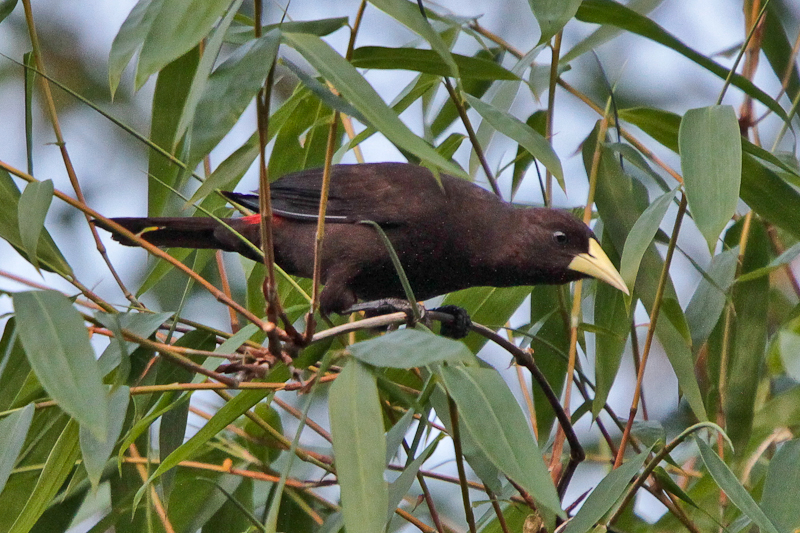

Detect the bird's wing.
xmin=225 ymin=163 xmax=477 ymax=225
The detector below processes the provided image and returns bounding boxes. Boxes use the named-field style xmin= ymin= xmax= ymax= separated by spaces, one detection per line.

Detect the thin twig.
xmin=448 ymin=396 xmax=477 ymax=533
xmin=614 ymin=193 xmax=687 ymax=467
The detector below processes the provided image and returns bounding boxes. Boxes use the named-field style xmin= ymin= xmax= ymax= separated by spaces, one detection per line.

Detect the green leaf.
xmin=147 ymin=47 xmax=199 ymax=217
xmin=737 ymin=242 xmax=800 ymax=283
xmin=8 ymin=420 xmax=80 ymax=533
xmin=740 ymin=154 xmax=800 ymax=242
xmin=561 ymin=0 xmax=664 ymax=63
xmin=563 ymin=448 xmax=651 ymax=533
xmin=576 ymin=0 xmax=787 ymax=120
xmin=80 ymin=386 xmax=130 ymax=488
xmin=95 ymin=311 xmax=173 ymax=377
xmin=282 ymin=32 xmax=465 ymax=178
xmin=590 ymin=142 xmax=706 ymax=421
xmin=695 ymin=437 xmax=781 ymax=533
xmin=225 ymin=17 xmax=348 ymax=44
xmin=760 ymin=439 xmax=800 ymax=532
xmin=0 ymin=403 xmax=34 ymax=495
xmin=529 ymin=0 xmax=583 ymax=44
xmin=349 ymin=328 xmax=475 ymax=368
xmin=679 ymin=106 xmax=742 ymax=253
xmin=368 ymin=0 xmax=459 ymax=79
xmin=173 ymin=0 xmax=244 ymax=151
xmin=0 ymin=0 xmax=17 ymax=23
xmin=437 ymin=364 xmax=564 ymax=517
xmin=685 ymin=248 xmax=738 ymax=347
xmin=187 ymin=29 xmax=280 ymax=166
xmin=350 ymin=46 xmax=518 ymax=80
xmin=135 ymin=0 xmax=232 ymax=89
xmin=0 ymin=170 xmax=71 ymax=276
xmin=386 ymin=438 xmax=439 ymax=522
xmin=108 ymin=0 xmax=163 ymax=97
xmin=13 ymin=290 xmax=108 ymax=440
xmin=620 ymin=108 xmax=800 ymax=242
xmin=724 ymin=221 xmax=770 ymax=451
xmin=17 ymin=179 xmax=53 ymax=273
xmin=619 ymin=188 xmax=677 ymax=291
xmin=329 ymin=360 xmax=388 ymax=533
xmin=148 ymin=388 xmax=270 ymax=483
xmin=593 ymin=237 xmax=630 ymax=418
xmin=465 ymin=94 xmax=564 ymax=190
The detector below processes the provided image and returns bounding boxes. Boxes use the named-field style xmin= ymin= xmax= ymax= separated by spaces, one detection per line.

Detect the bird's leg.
xmin=343 ymin=300 xmax=472 ymax=339
xmin=430 ymin=305 xmax=472 ymax=339
xmin=342 ymin=298 xmax=426 ymax=329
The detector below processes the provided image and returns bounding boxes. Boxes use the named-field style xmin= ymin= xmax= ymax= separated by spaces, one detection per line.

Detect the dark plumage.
xmin=98 ymin=163 xmax=628 ymax=313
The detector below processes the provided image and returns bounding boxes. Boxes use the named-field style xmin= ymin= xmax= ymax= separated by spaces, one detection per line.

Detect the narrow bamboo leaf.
xmin=329 ymin=360 xmax=388 ymax=533
xmin=685 ymin=248 xmax=738 ymax=347
xmin=0 ymin=403 xmax=34 ymax=495
xmin=760 ymin=439 xmax=800 ymax=532
xmin=385 ymin=408 xmax=415 ymax=465
xmin=95 ymin=311 xmax=173 ymax=376
xmin=351 ymin=46 xmax=518 ymax=80
xmin=620 ymin=109 xmax=800 ymax=242
xmin=561 ymin=0 xmax=663 ymax=63
xmin=618 ymin=106 xmax=680 ymax=152
xmin=564 ymin=448 xmax=651 ymax=533
xmin=619 ymin=188 xmax=677 ymax=290
xmin=590 ymin=142 xmax=706 ymax=421
xmin=740 ymin=154 xmax=800 ymax=242
xmin=695 ymin=437 xmax=781 ymax=533
xmin=430 ymin=385 xmax=503 ymax=493
xmin=368 ymin=0 xmax=459 ymax=79
xmin=349 ymin=329 xmax=475 ymax=368
xmin=147 ymin=47 xmax=199 ymax=217
xmin=188 ymin=131 xmax=258 ymax=204
xmin=725 ymin=222 xmax=769 ymax=451
xmin=0 ymin=170 xmax=71 ymax=276
xmin=13 ymin=290 xmax=108 ymax=440
xmin=762 ymin=6 xmax=800 ymax=117
xmin=135 ymin=0 xmax=232 ymax=89
xmin=737 ymin=242 xmax=800 ymax=283
xmin=576 ymin=0 xmax=787 ymax=120
xmin=466 ymin=94 xmax=564 ymax=190
xmin=0 ymin=0 xmax=17 ymax=23
xmin=437 ymin=364 xmax=564 ymax=517
xmin=282 ymin=32 xmax=465 ymax=178
xmin=17 ymin=179 xmax=53 ymax=273
xmin=149 ymin=389 xmax=270 ymax=482
xmin=108 ymin=0 xmax=163 ymax=96
xmin=529 ymin=0 xmax=582 ymax=44
xmin=173 ymin=0 xmax=243 ymax=149
xmin=80 ymin=387 xmax=130 ymax=488
xmin=442 ymin=286 xmax=531 ymax=353
xmin=593 ymin=237 xmax=630 ymax=418
xmin=7 ymin=420 xmax=80 ymax=533
xmin=386 ymin=437 xmax=439 ymax=522
xmin=187 ymin=29 xmax=280 ymax=166
xmin=225 ymin=17 xmax=348 ymax=44
xmin=679 ymin=106 xmax=741 ymax=253
xmin=605 ymin=142 xmax=670 ymax=191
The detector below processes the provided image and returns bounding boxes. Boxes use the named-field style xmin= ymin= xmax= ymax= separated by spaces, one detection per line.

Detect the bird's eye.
xmin=553 ymin=231 xmax=568 ymax=245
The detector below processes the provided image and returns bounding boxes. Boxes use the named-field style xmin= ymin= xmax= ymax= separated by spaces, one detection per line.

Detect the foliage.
xmin=1 ymin=0 xmax=800 ymax=532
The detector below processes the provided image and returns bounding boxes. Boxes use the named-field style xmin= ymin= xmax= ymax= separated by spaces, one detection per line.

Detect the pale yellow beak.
xmin=568 ymin=238 xmax=630 ymax=295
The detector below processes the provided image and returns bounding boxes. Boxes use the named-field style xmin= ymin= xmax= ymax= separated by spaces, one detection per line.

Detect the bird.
xmin=98 ymin=163 xmax=628 ymax=316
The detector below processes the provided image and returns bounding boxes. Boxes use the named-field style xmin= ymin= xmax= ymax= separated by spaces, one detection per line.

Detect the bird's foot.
xmin=431 ymin=305 xmax=472 ymax=339
xmin=343 ymin=299 xmax=471 ymax=339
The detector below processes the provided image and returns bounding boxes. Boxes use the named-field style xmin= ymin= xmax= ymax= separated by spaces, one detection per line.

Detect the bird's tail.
xmin=95 ymin=217 xmax=230 ymax=250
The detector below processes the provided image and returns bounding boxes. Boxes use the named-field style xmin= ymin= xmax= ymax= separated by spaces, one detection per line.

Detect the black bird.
xmin=98 ymin=163 xmax=628 ymax=314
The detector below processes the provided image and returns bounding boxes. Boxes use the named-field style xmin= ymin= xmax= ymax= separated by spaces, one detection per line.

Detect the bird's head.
xmin=522 ymin=209 xmax=629 ymax=295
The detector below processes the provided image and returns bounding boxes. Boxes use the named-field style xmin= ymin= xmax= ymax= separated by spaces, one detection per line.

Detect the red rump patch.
xmin=242 ymin=214 xmax=282 ymax=225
